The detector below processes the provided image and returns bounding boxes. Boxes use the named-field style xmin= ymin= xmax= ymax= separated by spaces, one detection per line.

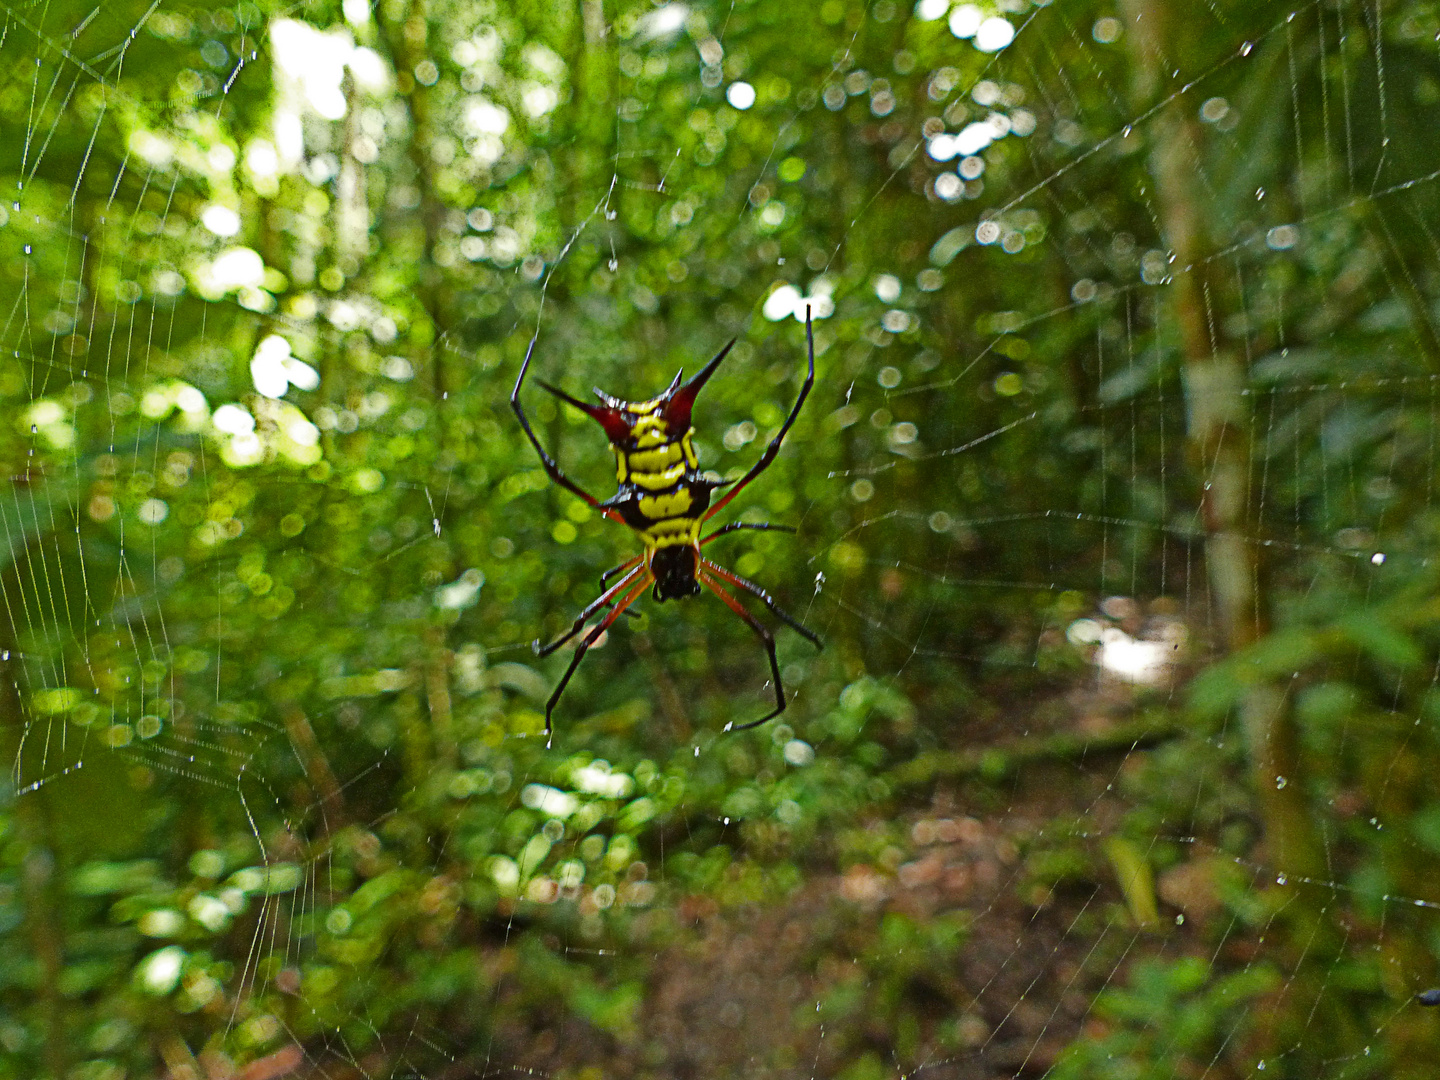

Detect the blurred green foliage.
xmin=4 ymin=0 xmax=1440 ymax=1076
xmin=1049 ymin=957 xmax=1281 ymax=1080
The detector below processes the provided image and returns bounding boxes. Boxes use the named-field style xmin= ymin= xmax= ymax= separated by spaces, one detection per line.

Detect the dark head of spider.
xmin=650 ymin=545 xmax=701 ymax=601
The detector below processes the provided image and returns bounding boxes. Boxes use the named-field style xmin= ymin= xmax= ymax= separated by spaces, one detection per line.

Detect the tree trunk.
xmin=1124 ymin=0 xmax=1323 ymax=883
xmin=379 ymin=0 xmax=449 ymax=399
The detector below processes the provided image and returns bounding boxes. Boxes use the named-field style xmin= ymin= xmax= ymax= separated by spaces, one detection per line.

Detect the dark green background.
xmin=4 ymin=0 xmax=1440 ymax=1077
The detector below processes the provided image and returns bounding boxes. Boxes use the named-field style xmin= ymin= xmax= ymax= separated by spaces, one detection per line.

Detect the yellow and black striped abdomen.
xmin=603 ymin=423 xmax=712 ymax=550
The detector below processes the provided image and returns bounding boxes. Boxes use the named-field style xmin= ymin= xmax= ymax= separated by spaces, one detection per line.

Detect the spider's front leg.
xmin=700 ymin=522 xmax=797 ymax=545
xmin=510 ymin=333 xmax=603 ymax=509
xmin=705 ymin=306 xmax=815 ymax=522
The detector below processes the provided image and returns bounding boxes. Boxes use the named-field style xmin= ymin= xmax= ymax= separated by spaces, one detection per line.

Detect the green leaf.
xmin=1337 ymin=613 xmax=1424 ymax=670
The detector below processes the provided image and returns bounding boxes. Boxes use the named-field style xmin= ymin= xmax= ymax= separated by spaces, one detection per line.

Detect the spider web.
xmin=2 ymin=0 xmax=1440 ymax=1078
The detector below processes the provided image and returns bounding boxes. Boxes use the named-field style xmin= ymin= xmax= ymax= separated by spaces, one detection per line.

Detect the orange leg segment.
xmin=700 ymin=557 xmax=821 ymax=650
xmin=536 ymin=561 xmax=647 ymax=658
xmin=698 ymin=569 xmax=787 ymax=731
xmin=543 ymin=572 xmax=652 ymax=743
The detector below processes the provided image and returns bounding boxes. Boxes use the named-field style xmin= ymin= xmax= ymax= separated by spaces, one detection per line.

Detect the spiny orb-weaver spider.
xmin=510 ymin=307 xmax=822 ymax=740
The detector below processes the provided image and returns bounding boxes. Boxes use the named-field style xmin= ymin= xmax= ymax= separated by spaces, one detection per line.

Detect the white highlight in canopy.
xmin=929 ymin=111 xmax=1014 ymax=162
xmin=523 ymin=85 xmax=560 ymax=118
xmin=948 ymin=4 xmax=981 ymax=38
xmin=270 ymin=20 xmax=354 ymax=119
xmin=435 ymin=569 xmax=485 ymax=611
xmin=464 ymin=99 xmax=510 ymax=135
xmin=128 ymin=131 xmax=173 ymax=167
xmin=212 ymin=405 xmax=256 ymax=436
xmin=269 ymin=19 xmax=392 ymax=169
xmin=286 ymin=416 xmax=321 ymax=446
xmin=957 ymin=120 xmax=996 ymax=154
xmin=928 ymin=134 xmax=959 ymax=161
xmin=974 ymin=17 xmax=1015 ymax=52
xmin=637 ymin=3 xmax=688 ymax=40
xmin=246 ymin=141 xmax=280 ymax=178
xmin=175 ymin=386 xmax=208 ymax=414
xmin=348 ymin=47 xmax=389 ymax=90
xmin=139 ymin=947 xmax=186 ymax=995
xmin=201 ymin=205 xmax=241 ymax=238
xmin=726 ymin=81 xmax=756 ymax=110
xmin=1067 ymin=617 xmax=1183 ymax=686
xmin=209 ymin=247 xmax=265 ymax=291
xmin=574 ymin=763 xmax=634 ymax=798
xmin=250 ymin=335 xmax=320 ymax=399
xmin=521 ymin=784 xmax=579 ymax=818
xmin=1096 ymin=628 xmax=1174 ymax=685
xmin=763 ymin=280 xmax=835 ymax=322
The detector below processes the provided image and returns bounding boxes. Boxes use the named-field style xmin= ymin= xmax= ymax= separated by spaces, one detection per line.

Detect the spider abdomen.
xmin=604 ymin=470 xmax=714 ymax=549
xmin=600 ymin=417 xmax=719 ymax=552
xmin=625 ymin=441 xmax=685 ymax=476
xmin=639 ymin=489 xmax=695 ymax=518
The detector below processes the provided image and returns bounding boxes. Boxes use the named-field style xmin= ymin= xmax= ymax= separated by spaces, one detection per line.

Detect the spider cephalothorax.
xmin=510 ymin=308 xmax=822 ymax=742
xmin=649 ymin=544 xmax=702 ymax=602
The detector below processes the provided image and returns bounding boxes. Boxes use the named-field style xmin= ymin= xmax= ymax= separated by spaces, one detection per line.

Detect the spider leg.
xmin=700 ymin=557 xmax=822 ymax=650
xmin=699 ymin=522 xmax=797 ymax=545
xmin=705 ymin=305 xmax=815 ymax=521
xmin=544 ymin=572 xmax=652 ymax=742
xmin=698 ymin=570 xmax=787 ymax=730
xmin=511 ymin=332 xmax=610 ymax=512
xmin=595 ymin=555 xmax=646 ymax=617
xmin=535 ymin=561 xmax=648 ymax=657
xmin=599 ymin=554 xmax=644 ymax=589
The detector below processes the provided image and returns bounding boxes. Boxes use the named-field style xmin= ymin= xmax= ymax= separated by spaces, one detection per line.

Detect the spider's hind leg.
xmin=537 ymin=561 xmax=646 ymax=658
xmin=544 ymin=573 xmax=651 ymax=742
xmin=697 ymin=569 xmax=788 ymax=731
xmin=700 ymin=557 xmax=822 ymax=650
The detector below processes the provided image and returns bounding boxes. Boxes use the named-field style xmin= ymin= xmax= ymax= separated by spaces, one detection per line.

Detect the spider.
xmin=510 ymin=307 xmax=822 ymax=741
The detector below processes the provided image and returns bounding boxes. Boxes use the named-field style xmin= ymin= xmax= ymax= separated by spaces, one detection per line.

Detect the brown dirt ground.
xmin=472 ymin=678 xmax=1222 ymax=1080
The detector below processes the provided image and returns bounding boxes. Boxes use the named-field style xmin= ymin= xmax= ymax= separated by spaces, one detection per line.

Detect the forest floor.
xmin=488 ymin=675 xmax=1230 ymax=1080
